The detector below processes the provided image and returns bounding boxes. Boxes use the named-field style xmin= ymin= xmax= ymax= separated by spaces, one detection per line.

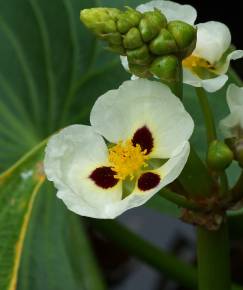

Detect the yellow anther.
xmin=108 ymin=140 xmax=148 ymax=180
xmin=182 ymin=55 xmax=214 ymax=70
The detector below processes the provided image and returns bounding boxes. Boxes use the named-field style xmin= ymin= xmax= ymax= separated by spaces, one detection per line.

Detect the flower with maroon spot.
xmin=44 ymin=79 xmax=194 ymax=219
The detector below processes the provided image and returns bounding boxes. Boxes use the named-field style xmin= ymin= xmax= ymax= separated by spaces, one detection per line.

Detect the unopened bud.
xmin=80 ymin=8 xmax=119 ymax=36
xmin=207 ymin=140 xmax=233 ymax=171
xmin=149 ymin=55 xmax=180 ymax=82
xmin=149 ymin=28 xmax=178 ymax=55
xmin=123 ymin=27 xmax=143 ymax=49
xmin=167 ymin=21 xmax=197 ymax=58
xmin=139 ymin=10 xmax=167 ymax=42
xmin=117 ymin=8 xmax=142 ymax=34
xmin=127 ymin=45 xmax=153 ymax=65
xmin=103 ymin=32 xmax=122 ymax=45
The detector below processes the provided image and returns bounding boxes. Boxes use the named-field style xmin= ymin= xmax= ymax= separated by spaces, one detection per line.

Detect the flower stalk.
xmin=197 ymin=221 xmax=231 ymax=290
xmin=195 ymin=87 xmax=217 ymax=145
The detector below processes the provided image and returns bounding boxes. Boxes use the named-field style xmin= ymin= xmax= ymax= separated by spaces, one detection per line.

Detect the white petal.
xmin=216 ymin=50 xmax=243 ymax=74
xmin=120 ymin=56 xmax=139 ymax=80
xmin=137 ymin=0 xmax=197 ymax=24
xmin=44 ymin=125 xmax=123 ymax=219
xmin=120 ymin=56 xmax=129 ymax=72
xmin=193 ymin=21 xmax=231 ymax=64
xmin=104 ymin=142 xmax=190 ymax=218
xmin=183 ymin=68 xmax=228 ymax=92
xmin=220 ymin=109 xmax=243 ymax=138
xmin=226 ymin=84 xmax=243 ymax=112
xmin=90 ymin=79 xmax=194 ymax=158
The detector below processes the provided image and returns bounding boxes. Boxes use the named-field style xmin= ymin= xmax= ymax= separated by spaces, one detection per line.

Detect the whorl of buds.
xmin=80 ymin=7 xmax=197 ymax=82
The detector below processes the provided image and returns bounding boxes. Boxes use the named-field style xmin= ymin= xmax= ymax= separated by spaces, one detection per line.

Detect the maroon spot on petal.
xmin=132 ymin=126 xmax=153 ymax=154
xmin=138 ymin=172 xmax=160 ymax=191
xmin=89 ymin=167 xmax=119 ymax=189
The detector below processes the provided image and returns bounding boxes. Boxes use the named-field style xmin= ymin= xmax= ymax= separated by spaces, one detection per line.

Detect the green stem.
xmin=197 ymin=221 xmax=231 ymax=290
xmin=195 ymin=87 xmax=217 ymax=144
xmin=159 ymin=188 xmax=203 ymax=211
xmin=196 ymin=87 xmax=229 ymax=198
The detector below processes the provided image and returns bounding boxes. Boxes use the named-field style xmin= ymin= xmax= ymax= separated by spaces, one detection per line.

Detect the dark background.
xmin=177 ymin=0 xmax=243 ymax=76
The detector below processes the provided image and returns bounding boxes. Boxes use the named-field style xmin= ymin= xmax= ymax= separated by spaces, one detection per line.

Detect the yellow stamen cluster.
xmin=182 ymin=55 xmax=214 ymax=70
xmin=108 ymin=140 xmax=148 ymax=180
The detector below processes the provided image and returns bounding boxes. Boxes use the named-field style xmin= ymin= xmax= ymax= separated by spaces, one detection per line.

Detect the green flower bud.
xmin=207 ymin=140 xmax=233 ymax=171
xmin=123 ymin=27 xmax=143 ymax=49
xmin=117 ymin=8 xmax=142 ymax=34
xmin=139 ymin=10 xmax=167 ymax=42
xmin=128 ymin=63 xmax=153 ymax=78
xmin=167 ymin=20 xmax=197 ymax=58
xmin=127 ymin=45 xmax=153 ymax=65
xmin=149 ymin=28 xmax=178 ymax=55
xmin=80 ymin=8 xmax=119 ymax=36
xmin=149 ymin=55 xmax=180 ymax=82
xmin=103 ymin=32 xmax=122 ymax=45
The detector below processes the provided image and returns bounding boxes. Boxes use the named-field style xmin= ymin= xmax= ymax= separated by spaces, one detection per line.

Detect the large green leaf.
xmin=0 ymin=142 xmax=45 ymax=290
xmin=18 ymin=180 xmax=106 ymax=290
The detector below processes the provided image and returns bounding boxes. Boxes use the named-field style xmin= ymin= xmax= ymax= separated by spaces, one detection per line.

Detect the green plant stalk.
xmin=195 ymin=87 xmax=217 ymax=145
xmin=197 ymin=221 xmax=231 ymax=290
xmin=159 ymin=187 xmax=203 ymax=211
xmin=195 ymin=86 xmax=231 ymax=290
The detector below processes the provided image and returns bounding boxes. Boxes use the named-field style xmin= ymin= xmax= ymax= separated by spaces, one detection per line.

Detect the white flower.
xmin=44 ymin=79 xmax=194 ymax=219
xmin=220 ymin=84 xmax=243 ymax=138
xmin=183 ymin=21 xmax=243 ymax=92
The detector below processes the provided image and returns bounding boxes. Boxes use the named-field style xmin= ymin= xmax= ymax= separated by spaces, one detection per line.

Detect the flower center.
xmin=108 ymin=140 xmax=148 ymax=180
xmin=182 ymin=55 xmax=214 ymax=70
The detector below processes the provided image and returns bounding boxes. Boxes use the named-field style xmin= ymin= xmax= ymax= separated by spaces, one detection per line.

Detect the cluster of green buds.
xmin=80 ymin=7 xmax=197 ymax=83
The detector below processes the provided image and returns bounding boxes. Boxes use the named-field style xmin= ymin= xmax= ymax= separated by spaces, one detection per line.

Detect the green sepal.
xmin=149 ymin=55 xmax=180 ymax=82
xmin=139 ymin=10 xmax=167 ymax=42
xmin=149 ymin=28 xmax=178 ymax=55
xmin=117 ymin=8 xmax=142 ymax=34
xmin=123 ymin=27 xmax=143 ymax=49
xmin=127 ymin=45 xmax=153 ymax=65
xmin=144 ymin=158 xmax=168 ymax=170
xmin=103 ymin=32 xmax=122 ymax=45
xmin=122 ymin=178 xmax=136 ymax=199
xmin=167 ymin=20 xmax=197 ymax=59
